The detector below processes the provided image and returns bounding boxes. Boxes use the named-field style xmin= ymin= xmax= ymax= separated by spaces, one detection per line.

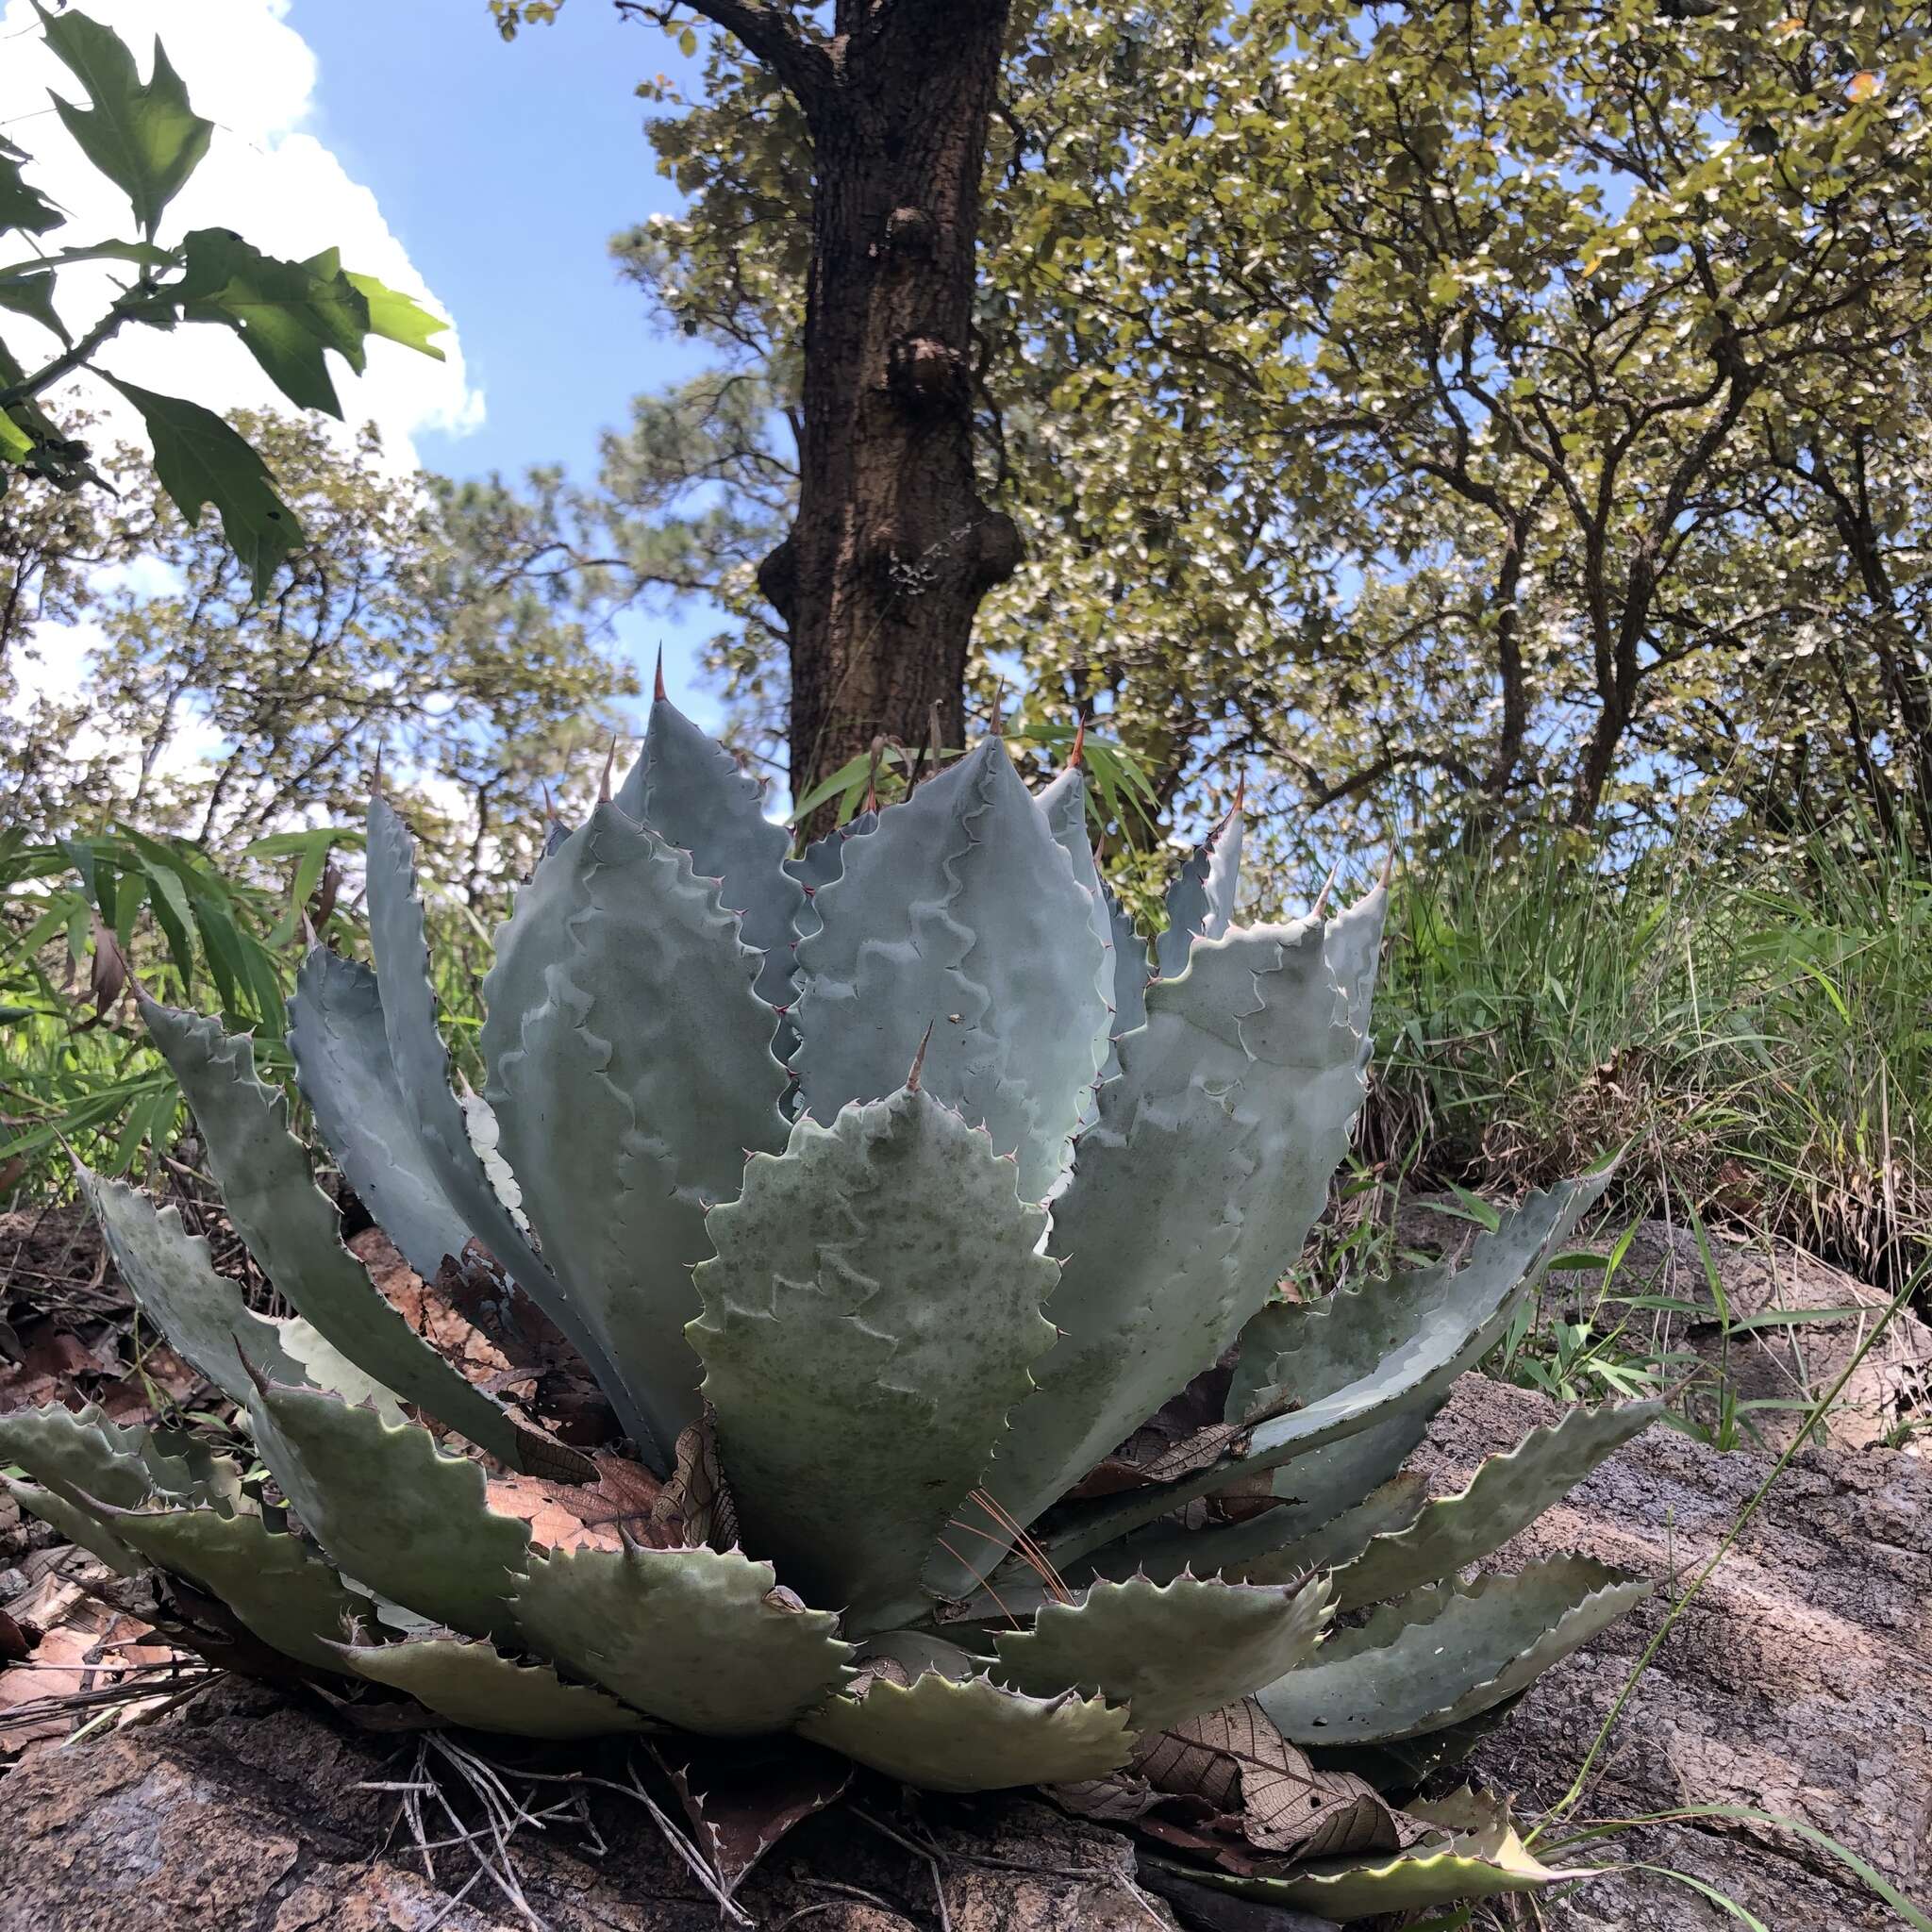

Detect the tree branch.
xmin=619 ymin=1 xmax=833 ymax=106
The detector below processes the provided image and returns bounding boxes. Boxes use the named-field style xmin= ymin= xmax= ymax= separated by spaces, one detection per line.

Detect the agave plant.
xmin=0 ymin=697 xmax=1655 ymax=1919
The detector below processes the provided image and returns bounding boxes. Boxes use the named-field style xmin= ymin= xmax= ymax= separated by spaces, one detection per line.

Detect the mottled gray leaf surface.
xmin=1086 ymin=1474 xmax=1427 ymax=1591
xmin=337 ymin=1636 xmax=650 ymax=1738
xmin=691 ymin=1088 xmax=1058 ymax=1634
xmin=963 ymin=920 xmax=1366 ymax=1570
xmin=511 ymin=1543 xmax=851 ymax=1736
xmin=364 ymin=799 xmax=647 ymax=1458
xmin=246 ymin=1382 xmax=529 ymax=1645
xmin=1033 ymin=1178 xmax=1603 ymax=1574
xmin=1258 ymin=1556 xmax=1652 ymax=1745
xmin=1330 ymin=1401 xmax=1659 ymax=1610
xmin=482 ymin=804 xmax=788 ymax=1455
xmin=288 ymin=946 xmax=473 ymax=1284
xmin=1154 ymin=805 xmax=1244 ymax=980
xmin=791 ymin=740 xmax=1108 ymax=1203
xmin=615 ymin=696 xmax=804 ymax=1013
xmin=786 ymin=809 xmax=875 ymax=944
xmin=1322 ymin=884 xmax=1388 ymax=1049
xmin=1035 ymin=764 xmax=1115 ymax=1139
xmin=0 ymin=1402 xmax=207 ymax=1512
xmin=108 ymin=1507 xmax=362 ymax=1669
xmin=1106 ymin=887 xmax=1151 ymax=1048
xmin=4 ymin=1475 xmax=143 ymax=1574
xmin=83 ymin=1169 xmax=395 ymax=1415
xmin=800 ymin=1672 xmax=1134 ymax=1791
xmin=141 ymin=997 xmax=557 ymax=1474
xmin=995 ymin=1574 xmax=1331 ymax=1733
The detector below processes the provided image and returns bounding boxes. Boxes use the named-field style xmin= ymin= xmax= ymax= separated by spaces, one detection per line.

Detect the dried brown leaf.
xmin=658 ymin=1736 xmax=853 ymax=1895
xmin=641 ymin=1404 xmax=738 ymax=1550
xmin=1135 ymin=1697 xmax=1413 ymax=1861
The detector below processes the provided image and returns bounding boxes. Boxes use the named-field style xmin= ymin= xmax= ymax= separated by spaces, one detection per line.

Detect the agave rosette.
xmin=1 ymin=696 xmax=1653 ymax=1915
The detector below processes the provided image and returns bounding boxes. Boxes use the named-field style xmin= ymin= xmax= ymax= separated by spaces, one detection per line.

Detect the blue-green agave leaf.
xmin=139 ymin=997 xmax=569 ymax=1476
xmin=3 ymin=1474 xmax=143 ymax=1574
xmin=1035 ymin=763 xmax=1116 ymax=1137
xmin=1258 ymin=1555 xmax=1652 ymax=1746
xmin=245 ymin=1382 xmax=530 ymax=1646
xmin=287 ymin=945 xmax=473 ymax=1287
xmin=1031 ymin=1174 xmax=1603 ymax=1574
xmin=1229 ymin=1173 xmax=1611 ymax=1467
xmin=791 ymin=739 xmax=1109 ymax=1203
xmin=965 ymin=915 xmax=1368 ymax=1564
xmin=364 ymin=791 xmax=649 ymax=1458
xmin=105 ymin=1505 xmax=361 ymax=1669
xmin=82 ymin=1166 xmax=395 ymax=1416
xmin=800 ymin=1669 xmax=1135 ymax=1791
xmin=481 ymin=804 xmax=789 ymax=1456
xmin=786 ymin=808 xmax=876 ymax=944
xmin=614 ymin=695 xmax=805 ymax=1014
xmin=994 ymin=1574 xmax=1332 ymax=1734
xmin=1086 ymin=1474 xmax=1428 ymax=1592
xmin=510 ymin=1542 xmax=852 ymax=1736
xmin=1106 ymin=885 xmax=1151 ymax=1048
xmin=1323 ymin=881 xmax=1387 ymax=1051
xmin=1330 ymin=1402 xmax=1660 ymax=1611
xmin=1154 ymin=802 xmax=1243 ymax=980
xmin=0 ymin=1401 xmax=213 ymax=1511
xmin=690 ymin=1087 xmax=1058 ymax=1635
xmin=334 ymin=1635 xmax=651 ymax=1738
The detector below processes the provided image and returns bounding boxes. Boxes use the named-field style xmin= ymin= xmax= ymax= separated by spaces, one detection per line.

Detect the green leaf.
xmin=107 ymin=1506 xmax=362 ymax=1671
xmin=0 ymin=137 xmax=64 ymax=239
xmin=1258 ymin=1556 xmax=1652 ymax=1745
xmin=99 ymin=376 xmax=301 ymax=603
xmin=344 ymin=272 xmax=447 ymax=360
xmin=0 ymin=270 xmax=68 ymax=345
xmin=35 ymin=5 xmax=213 ymax=238
xmin=481 ymin=801 xmax=790 ymax=1458
xmin=334 ymin=1637 xmax=652 ymax=1739
xmin=511 ymin=1543 xmax=854 ymax=1737
xmin=690 ymin=1086 xmax=1059 ymax=1636
xmin=800 ymin=1669 xmax=1135 ymax=1791
xmin=995 ymin=1574 xmax=1332 ymax=1734
xmin=176 ymin=230 xmax=371 ymax=417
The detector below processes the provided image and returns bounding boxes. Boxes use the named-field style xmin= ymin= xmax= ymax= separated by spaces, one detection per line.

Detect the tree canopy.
xmin=3 ymin=413 xmax=635 ymax=904
xmin=564 ymin=0 xmax=1932 ymax=876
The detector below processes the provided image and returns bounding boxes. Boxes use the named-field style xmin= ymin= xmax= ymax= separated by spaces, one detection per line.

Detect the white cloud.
xmin=0 ymin=0 xmax=483 ymax=472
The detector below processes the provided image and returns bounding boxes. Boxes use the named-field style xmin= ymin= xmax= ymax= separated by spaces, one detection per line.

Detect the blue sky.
xmin=294 ymin=0 xmax=726 ymax=724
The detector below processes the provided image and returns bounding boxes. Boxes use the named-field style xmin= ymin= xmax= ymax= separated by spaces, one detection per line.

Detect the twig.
xmin=852 ymin=1807 xmax=952 ymax=1932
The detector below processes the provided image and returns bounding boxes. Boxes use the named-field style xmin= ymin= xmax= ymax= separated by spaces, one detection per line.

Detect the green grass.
xmin=1367 ymin=815 xmax=1932 ymax=1292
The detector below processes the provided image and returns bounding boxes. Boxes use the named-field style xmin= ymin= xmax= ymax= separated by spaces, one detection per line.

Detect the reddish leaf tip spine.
xmin=907 ymin=1020 xmax=935 ymax=1092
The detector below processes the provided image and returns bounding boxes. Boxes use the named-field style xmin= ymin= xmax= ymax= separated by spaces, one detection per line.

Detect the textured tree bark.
xmin=682 ymin=1 xmax=1021 ymax=822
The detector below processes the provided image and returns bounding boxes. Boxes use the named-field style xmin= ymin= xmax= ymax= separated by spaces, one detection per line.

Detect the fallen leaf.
xmin=1056 ymin=1696 xmax=1428 ymax=1875
xmin=658 ymin=1736 xmax=853 ymax=1896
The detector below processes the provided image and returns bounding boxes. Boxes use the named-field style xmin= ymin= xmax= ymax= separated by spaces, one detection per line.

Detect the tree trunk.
xmin=688 ymin=1 xmax=1022 ymax=821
